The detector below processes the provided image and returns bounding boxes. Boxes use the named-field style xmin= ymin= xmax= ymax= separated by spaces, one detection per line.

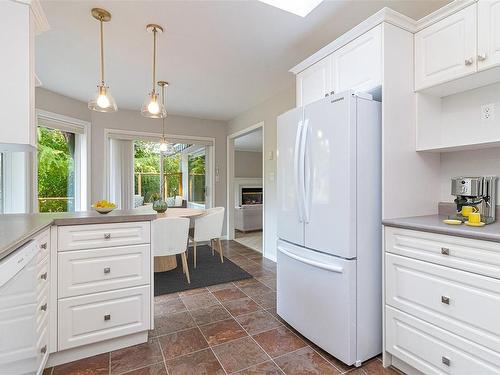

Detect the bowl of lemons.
xmin=92 ymin=200 xmax=117 ymax=214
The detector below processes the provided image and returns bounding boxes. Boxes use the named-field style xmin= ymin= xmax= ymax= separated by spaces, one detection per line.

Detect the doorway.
xmin=227 ymin=123 xmax=264 ymax=253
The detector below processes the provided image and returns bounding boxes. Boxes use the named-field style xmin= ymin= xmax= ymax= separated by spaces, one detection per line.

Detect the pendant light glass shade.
xmin=158 ymin=81 xmax=170 ymax=152
xmin=88 ymin=8 xmax=117 ymax=113
xmin=142 ymin=24 xmax=165 ymax=118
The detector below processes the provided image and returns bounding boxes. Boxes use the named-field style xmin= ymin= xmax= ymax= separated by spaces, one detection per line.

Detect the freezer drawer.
xmin=276 ymin=240 xmax=356 ymax=365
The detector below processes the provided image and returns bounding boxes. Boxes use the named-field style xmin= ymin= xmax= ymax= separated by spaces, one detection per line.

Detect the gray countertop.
xmin=383 ymin=215 xmax=500 ymax=243
xmin=0 ymin=210 xmax=157 ymax=261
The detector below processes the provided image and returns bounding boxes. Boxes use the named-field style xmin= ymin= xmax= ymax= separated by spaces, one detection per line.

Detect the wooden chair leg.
xmin=181 ymin=252 xmax=190 ymax=284
xmin=211 ymin=239 xmax=215 ymax=256
xmin=217 ymin=238 xmax=224 ymax=263
xmin=193 ymin=241 xmax=197 ymax=268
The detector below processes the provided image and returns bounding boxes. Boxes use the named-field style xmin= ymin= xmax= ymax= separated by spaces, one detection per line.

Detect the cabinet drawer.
xmin=35 ymin=228 xmax=50 ymax=264
xmin=58 ymin=285 xmax=150 ymax=350
xmin=386 ymin=306 xmax=500 ymax=374
xmin=58 ymin=222 xmax=150 ymax=251
xmin=385 ymin=226 xmax=500 ymax=279
xmin=58 ymin=244 xmax=150 ymax=298
xmin=386 ymin=253 xmax=500 ymax=352
xmin=36 ymin=259 xmax=49 ymax=297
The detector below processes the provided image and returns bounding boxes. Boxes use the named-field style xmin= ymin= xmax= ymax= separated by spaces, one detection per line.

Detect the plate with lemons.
xmin=92 ymin=200 xmax=117 ymax=214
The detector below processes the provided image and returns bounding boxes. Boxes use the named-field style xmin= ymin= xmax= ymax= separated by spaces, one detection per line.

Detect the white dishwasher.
xmin=0 ymin=240 xmax=40 ymax=375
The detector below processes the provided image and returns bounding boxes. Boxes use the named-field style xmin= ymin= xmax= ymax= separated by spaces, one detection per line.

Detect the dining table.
xmin=154 ymin=207 xmax=205 ymax=272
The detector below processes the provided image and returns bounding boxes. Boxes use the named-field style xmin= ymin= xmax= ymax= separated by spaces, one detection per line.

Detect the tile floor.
xmin=234 ymin=230 xmax=263 ymax=253
xmin=43 ymin=240 xmax=401 ymax=375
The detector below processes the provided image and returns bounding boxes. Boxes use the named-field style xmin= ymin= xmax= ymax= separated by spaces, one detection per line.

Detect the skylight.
xmin=258 ymin=0 xmax=324 ymax=17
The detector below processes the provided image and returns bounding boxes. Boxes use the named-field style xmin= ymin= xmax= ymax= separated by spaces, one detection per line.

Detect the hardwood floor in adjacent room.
xmin=43 ymin=240 xmax=399 ymax=375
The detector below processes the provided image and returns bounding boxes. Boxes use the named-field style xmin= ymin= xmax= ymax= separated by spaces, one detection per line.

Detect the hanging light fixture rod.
xmin=91 ymin=9 xmax=111 ymax=84
xmin=147 ymin=24 xmax=164 ymax=94
xmin=141 ymin=23 xmax=164 ymax=118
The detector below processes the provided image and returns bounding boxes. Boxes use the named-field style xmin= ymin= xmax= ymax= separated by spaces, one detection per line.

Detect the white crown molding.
xmin=415 ymin=0 xmax=476 ymax=31
xmin=13 ymin=0 xmax=50 ymax=34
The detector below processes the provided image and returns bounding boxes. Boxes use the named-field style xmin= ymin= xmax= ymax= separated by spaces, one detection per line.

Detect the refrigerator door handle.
xmin=299 ymin=119 xmax=309 ymax=223
xmin=278 ymin=246 xmax=344 ymax=274
xmin=302 ymin=119 xmax=311 ymax=223
xmin=294 ymin=119 xmax=304 ymax=222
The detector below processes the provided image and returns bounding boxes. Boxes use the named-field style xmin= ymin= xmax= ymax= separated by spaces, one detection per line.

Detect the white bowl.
xmin=92 ymin=206 xmax=116 ymax=214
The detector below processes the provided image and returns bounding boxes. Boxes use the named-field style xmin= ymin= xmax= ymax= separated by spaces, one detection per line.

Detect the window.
xmin=36 ymin=111 xmax=90 ymax=212
xmin=188 ymin=154 xmax=206 ymax=204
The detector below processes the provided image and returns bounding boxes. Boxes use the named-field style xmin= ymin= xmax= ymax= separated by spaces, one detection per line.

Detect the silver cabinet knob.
xmin=104 ymin=267 xmax=111 ymax=274
xmin=40 ymin=242 xmax=47 ymax=250
xmin=441 ymin=247 xmax=449 ymax=255
xmin=40 ymin=272 xmax=48 ymax=280
xmin=104 ymin=233 xmax=111 ymax=239
xmin=442 ymin=356 xmax=451 ymax=366
xmin=104 ymin=314 xmax=111 ymax=321
xmin=441 ymin=296 xmax=450 ymax=305
xmin=40 ymin=345 xmax=47 ymax=354
xmin=40 ymin=303 xmax=48 ymax=312
xmin=465 ymin=57 xmax=474 ymax=66
xmin=478 ymin=53 xmax=487 ymax=61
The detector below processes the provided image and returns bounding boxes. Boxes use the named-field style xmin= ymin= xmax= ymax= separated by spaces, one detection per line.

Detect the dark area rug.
xmin=154 ymin=245 xmax=252 ymax=296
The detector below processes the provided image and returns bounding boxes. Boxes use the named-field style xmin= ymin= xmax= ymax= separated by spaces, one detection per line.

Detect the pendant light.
xmin=141 ymin=24 xmax=165 ymax=118
xmin=88 ymin=8 xmax=117 ymax=112
xmin=158 ymin=81 xmax=171 ymax=152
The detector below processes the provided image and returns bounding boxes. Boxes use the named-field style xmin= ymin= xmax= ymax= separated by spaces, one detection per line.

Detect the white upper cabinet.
xmin=478 ymin=0 xmax=500 ymax=70
xmin=415 ymin=4 xmax=477 ymax=91
xmin=332 ymin=25 xmax=382 ymax=94
xmin=296 ymin=56 xmax=332 ymax=107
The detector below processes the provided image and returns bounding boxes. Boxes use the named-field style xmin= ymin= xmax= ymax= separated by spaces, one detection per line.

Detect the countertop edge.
xmin=0 ymin=220 xmax=53 ymax=261
xmin=382 ymin=218 xmax=500 ymax=243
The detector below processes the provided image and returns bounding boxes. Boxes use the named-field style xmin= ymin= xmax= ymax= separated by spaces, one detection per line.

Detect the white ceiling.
xmin=234 ymin=128 xmax=263 ymax=152
xmin=36 ymin=0 xmax=449 ymax=121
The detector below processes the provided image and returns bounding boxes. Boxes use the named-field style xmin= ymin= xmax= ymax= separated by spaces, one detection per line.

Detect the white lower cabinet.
xmin=58 ymin=285 xmax=150 ymax=350
xmin=384 ymin=226 xmax=500 ymax=374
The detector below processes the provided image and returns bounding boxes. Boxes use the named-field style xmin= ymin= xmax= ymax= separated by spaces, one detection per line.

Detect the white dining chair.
xmin=189 ymin=207 xmax=225 ymax=268
xmin=153 ymin=217 xmax=191 ymax=283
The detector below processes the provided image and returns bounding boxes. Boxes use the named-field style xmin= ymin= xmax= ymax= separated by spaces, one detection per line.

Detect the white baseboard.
xmin=47 ymin=331 xmax=148 ymax=367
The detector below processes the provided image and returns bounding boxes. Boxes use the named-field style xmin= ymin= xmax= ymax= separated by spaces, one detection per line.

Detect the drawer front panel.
xmin=58 ymin=244 xmax=150 ymax=298
xmin=58 ymin=222 xmax=150 ymax=251
xmin=386 ymin=306 xmax=500 ymax=374
xmin=35 ymin=229 xmax=50 ymax=264
xmin=58 ymin=285 xmax=150 ymax=350
xmin=36 ymin=260 xmax=49 ymax=298
xmin=386 ymin=253 xmax=500 ymax=352
xmin=385 ymin=226 xmax=500 ymax=279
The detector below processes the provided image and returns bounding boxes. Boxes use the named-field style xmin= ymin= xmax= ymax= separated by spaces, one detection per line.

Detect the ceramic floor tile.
xmin=256 ymin=276 xmax=277 ymax=291
xmin=120 ymin=363 xmax=168 ymax=375
xmin=212 ymin=285 xmax=248 ymax=302
xmin=178 ymin=287 xmax=209 ymax=297
xmin=41 ymin=368 xmax=53 ymax=375
xmin=238 ymin=281 xmax=273 ymax=297
xmin=110 ymin=338 xmax=163 ymax=375
xmin=155 ymin=297 xmax=187 ymax=316
xmin=151 ymin=311 xmax=197 ymax=337
xmin=222 ymin=297 xmax=262 ymax=316
xmin=253 ymin=326 xmax=307 ymax=358
xmin=236 ymin=310 xmax=283 ymax=335
xmin=154 ymin=292 xmax=179 ymax=303
xmin=158 ymin=327 xmax=209 ymax=360
xmin=274 ymin=346 xmax=340 ymax=375
xmin=52 ymin=353 xmax=109 ymax=375
xmin=251 ymin=291 xmax=277 ymax=309
xmin=199 ymin=318 xmax=248 ymax=346
xmin=235 ymin=361 xmax=285 ymax=375
xmin=212 ymin=336 xmax=269 ymax=373
xmin=166 ymin=348 xmax=225 ymax=375
xmin=356 ymin=358 xmax=402 ymax=375
xmin=309 ymin=344 xmax=354 ymax=373
xmin=233 ymin=278 xmax=262 ymax=288
xmin=190 ymin=304 xmax=232 ymax=326
xmin=208 ymin=282 xmax=236 ymax=291
xmin=181 ymin=291 xmax=219 ymax=310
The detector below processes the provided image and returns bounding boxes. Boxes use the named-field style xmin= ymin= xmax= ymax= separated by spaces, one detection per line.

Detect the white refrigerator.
xmin=276 ymin=91 xmax=382 ymax=367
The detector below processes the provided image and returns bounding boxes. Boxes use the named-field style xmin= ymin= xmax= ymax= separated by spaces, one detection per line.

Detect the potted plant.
xmin=151 ymin=192 xmax=167 ymax=213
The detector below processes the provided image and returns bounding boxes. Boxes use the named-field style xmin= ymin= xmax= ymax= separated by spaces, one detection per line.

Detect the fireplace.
xmin=241 ymin=187 xmax=263 ymax=205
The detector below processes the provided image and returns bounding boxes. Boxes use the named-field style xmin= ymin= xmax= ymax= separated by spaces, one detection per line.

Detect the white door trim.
xmin=227 ymin=122 xmax=264 ymax=252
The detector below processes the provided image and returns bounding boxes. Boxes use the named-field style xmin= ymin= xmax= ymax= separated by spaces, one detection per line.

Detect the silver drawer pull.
xmin=104 ymin=314 xmax=111 ymax=321
xmin=441 ymin=296 xmax=450 ymax=305
xmin=442 ymin=356 xmax=450 ymax=366
xmin=40 ymin=272 xmax=48 ymax=280
xmin=40 ymin=242 xmax=47 ymax=250
xmin=40 ymin=345 xmax=47 ymax=354
xmin=40 ymin=303 xmax=48 ymax=312
xmin=441 ymin=247 xmax=449 ymax=255
xmin=104 ymin=233 xmax=111 ymax=239
xmin=104 ymin=267 xmax=111 ymax=274
xmin=465 ymin=57 xmax=474 ymax=66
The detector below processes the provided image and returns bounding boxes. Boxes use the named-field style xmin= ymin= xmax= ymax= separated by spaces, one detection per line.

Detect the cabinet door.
xmin=296 ymin=56 xmax=332 ymax=106
xmin=332 ymin=25 xmax=382 ymax=94
xmin=415 ymin=4 xmax=477 ymax=91
xmin=478 ymin=0 xmax=500 ymax=70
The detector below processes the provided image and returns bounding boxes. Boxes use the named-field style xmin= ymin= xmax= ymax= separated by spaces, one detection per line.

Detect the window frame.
xmin=35 ymin=110 xmax=91 ymax=212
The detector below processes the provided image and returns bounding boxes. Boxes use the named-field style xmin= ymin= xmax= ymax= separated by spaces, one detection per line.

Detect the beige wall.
xmin=228 ymin=85 xmax=295 ymax=260
xmin=235 ymin=151 xmax=262 ymax=178
xmin=36 ymin=88 xmax=228 ymax=233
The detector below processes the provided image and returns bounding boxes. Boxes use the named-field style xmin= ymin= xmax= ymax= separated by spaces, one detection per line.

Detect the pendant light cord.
xmin=161 ymin=84 xmax=166 ymax=137
xmin=152 ymin=28 xmax=157 ymax=95
xmin=100 ymin=17 xmax=105 ymax=85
